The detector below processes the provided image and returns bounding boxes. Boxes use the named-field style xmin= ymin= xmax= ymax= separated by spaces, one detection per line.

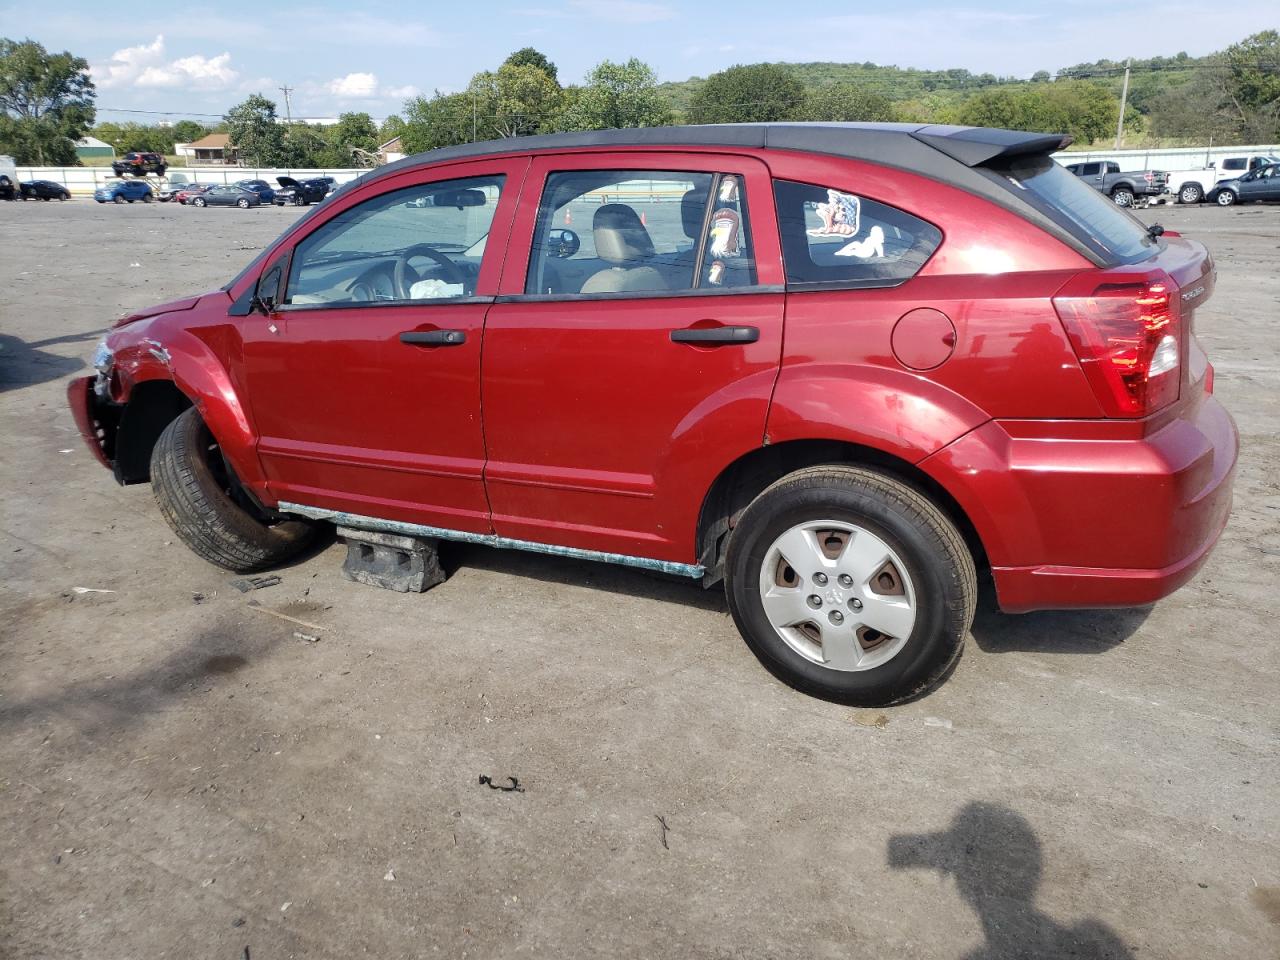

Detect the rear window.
xmin=986 ymin=157 xmax=1157 ymax=265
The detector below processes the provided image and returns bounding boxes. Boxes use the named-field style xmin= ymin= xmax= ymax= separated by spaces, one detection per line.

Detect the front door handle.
xmin=670 ymin=325 xmax=759 ymax=345
xmin=400 ymin=329 xmax=466 ymax=346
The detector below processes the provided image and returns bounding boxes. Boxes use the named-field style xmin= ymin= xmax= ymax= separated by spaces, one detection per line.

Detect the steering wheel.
xmin=393 ymin=244 xmax=468 ymax=299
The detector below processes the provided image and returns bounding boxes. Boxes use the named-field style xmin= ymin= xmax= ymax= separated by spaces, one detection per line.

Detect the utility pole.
xmin=1114 ymin=59 xmax=1131 ymax=149
xmin=279 ymin=85 xmax=295 ymax=125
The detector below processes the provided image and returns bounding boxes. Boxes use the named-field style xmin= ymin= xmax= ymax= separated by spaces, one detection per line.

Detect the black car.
xmin=112 ymin=151 xmax=167 ymax=178
xmin=236 ymin=178 xmax=276 ymax=203
xmin=20 ymin=179 xmax=72 ymax=201
xmin=188 ymin=185 xmax=261 ymax=209
xmin=274 ymin=176 xmax=335 ymax=206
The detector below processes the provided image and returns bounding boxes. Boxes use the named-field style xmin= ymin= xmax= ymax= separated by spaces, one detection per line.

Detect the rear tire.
xmin=1111 ymin=187 xmax=1135 ymax=207
xmin=150 ymin=408 xmax=316 ymax=572
xmin=724 ymin=466 xmax=976 ymax=706
xmin=1178 ymin=183 xmax=1203 ymax=204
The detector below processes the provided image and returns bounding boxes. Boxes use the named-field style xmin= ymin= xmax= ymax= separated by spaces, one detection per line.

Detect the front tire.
xmin=1111 ymin=187 xmax=1135 ymax=207
xmin=193 ymin=197 xmax=206 ymax=207
xmin=113 ymin=195 xmax=125 ymax=204
xmin=724 ymin=466 xmax=975 ymax=705
xmin=151 ymin=408 xmax=316 ymax=572
xmin=1216 ymin=189 xmax=1237 ymax=206
xmin=237 ymin=197 xmax=249 ymax=208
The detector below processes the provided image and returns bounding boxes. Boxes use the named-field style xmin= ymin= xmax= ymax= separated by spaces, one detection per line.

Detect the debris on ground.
xmin=192 ymin=591 xmax=215 ymax=604
xmin=478 ymin=775 xmax=524 ymax=793
xmin=230 ymin=575 xmax=281 ymax=593
xmin=384 ymin=869 xmax=396 ymax=881
xmin=280 ymin=902 xmax=291 ymax=912
xmin=292 ymin=631 xmax=320 ymax=643
xmin=656 ymin=815 xmax=671 ymax=850
xmin=232 ymin=918 xmax=245 ymax=928
xmin=72 ymin=586 xmax=115 ymax=595
xmin=851 ymin=712 xmax=890 ymax=729
xmin=923 ymin=717 xmax=954 ymax=730
xmin=246 ymin=603 xmax=324 ymax=633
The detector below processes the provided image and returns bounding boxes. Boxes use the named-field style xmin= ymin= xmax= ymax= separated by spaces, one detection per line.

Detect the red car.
xmin=68 ymin=124 xmax=1237 ymax=705
xmin=174 ymin=183 xmax=214 ymax=205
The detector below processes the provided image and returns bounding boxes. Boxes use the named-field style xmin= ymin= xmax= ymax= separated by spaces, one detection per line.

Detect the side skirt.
xmin=278 ymin=501 xmax=706 ymax=579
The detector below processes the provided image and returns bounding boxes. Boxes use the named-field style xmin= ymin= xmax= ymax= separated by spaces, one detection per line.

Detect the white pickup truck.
xmin=1165 ymin=154 xmax=1280 ymax=204
xmin=0 ymin=154 xmax=17 ymax=201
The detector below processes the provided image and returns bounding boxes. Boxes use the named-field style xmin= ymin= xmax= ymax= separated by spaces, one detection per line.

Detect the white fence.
xmin=12 ymin=165 xmax=370 ymax=197
xmin=1052 ymin=143 xmax=1280 ymax=173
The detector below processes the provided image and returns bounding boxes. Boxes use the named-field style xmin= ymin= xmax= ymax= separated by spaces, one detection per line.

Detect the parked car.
xmin=94 ymin=179 xmax=154 ymax=204
xmin=0 ymin=154 xmax=18 ymax=201
xmin=189 ymin=184 xmax=262 ymax=209
xmin=68 ymin=123 xmax=1237 ymax=706
xmin=20 ymin=179 xmax=71 ymax=201
xmin=1165 ymin=154 xmax=1280 ymax=204
xmin=174 ymin=184 xmax=215 ymax=205
xmin=111 ymin=151 xmax=167 ymax=178
xmin=1207 ymin=163 xmax=1280 ymax=206
xmin=236 ymin=178 xmax=276 ymax=204
xmin=1062 ymin=160 xmax=1168 ymax=207
xmin=157 ymin=179 xmax=193 ymax=202
xmin=274 ymin=176 xmax=336 ymax=206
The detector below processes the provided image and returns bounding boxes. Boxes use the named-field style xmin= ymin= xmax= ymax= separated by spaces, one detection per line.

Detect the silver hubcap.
xmin=1181 ymin=187 xmax=1199 ymax=202
xmin=758 ymin=520 xmax=917 ymax=672
xmin=1217 ymin=192 xmax=1233 ymax=205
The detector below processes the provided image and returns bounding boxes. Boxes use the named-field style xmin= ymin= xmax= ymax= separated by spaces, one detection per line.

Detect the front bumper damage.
xmin=67 ymin=375 xmax=118 ymax=470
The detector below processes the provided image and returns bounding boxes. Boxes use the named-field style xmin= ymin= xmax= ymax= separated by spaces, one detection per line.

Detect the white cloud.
xmin=383 ymin=84 xmax=421 ymax=100
xmin=327 ymin=72 xmax=379 ymax=97
xmin=94 ymin=35 xmax=238 ymax=90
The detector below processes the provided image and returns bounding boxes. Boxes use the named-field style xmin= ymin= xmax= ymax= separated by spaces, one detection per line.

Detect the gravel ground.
xmin=1 ymin=198 xmax=1277 ymax=960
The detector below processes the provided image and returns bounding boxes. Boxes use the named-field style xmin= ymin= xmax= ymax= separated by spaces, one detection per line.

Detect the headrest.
xmin=681 ymin=188 xmax=707 ymax=239
xmin=593 ymin=204 xmax=655 ymax=264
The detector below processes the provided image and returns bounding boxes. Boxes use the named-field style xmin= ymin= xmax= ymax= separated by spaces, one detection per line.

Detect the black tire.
xmin=237 ymin=197 xmax=249 ymax=208
xmin=293 ymin=195 xmax=306 ymax=206
xmin=1178 ymin=183 xmax=1203 ymax=204
xmin=724 ymin=466 xmax=976 ymax=706
xmin=151 ymin=408 xmax=316 ymax=572
xmin=41 ymin=195 xmax=51 ymax=201
xmin=1111 ymin=187 xmax=1135 ymax=207
xmin=193 ymin=197 xmax=206 ymax=207
xmin=1216 ymin=189 xmax=1237 ymax=206
xmin=113 ymin=195 xmax=125 ymax=204
xmin=143 ymin=193 xmax=153 ymax=203
xmin=60 ymin=192 xmax=69 ymax=201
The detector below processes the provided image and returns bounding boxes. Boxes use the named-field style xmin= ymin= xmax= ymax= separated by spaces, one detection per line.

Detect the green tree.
xmin=0 ymin=38 xmax=95 ymax=164
xmin=378 ymin=114 xmax=406 ymax=143
xmin=171 ymin=120 xmax=207 ymax=145
xmin=401 ymin=90 xmax=475 ymax=151
xmin=804 ymin=83 xmax=899 ymax=122
xmin=503 ymin=47 xmax=557 ymax=83
xmin=468 ymin=62 xmax=563 ymax=138
xmin=225 ymin=94 xmax=288 ymax=166
xmin=557 ymin=58 xmax=671 ymax=131
xmin=327 ymin=111 xmax=378 ymax=155
xmin=956 ymin=80 xmax=1119 ymax=144
xmin=1223 ymin=31 xmax=1280 ymax=139
xmin=687 ymin=63 xmax=805 ymax=124
xmin=1031 ymin=70 xmax=1052 ymax=83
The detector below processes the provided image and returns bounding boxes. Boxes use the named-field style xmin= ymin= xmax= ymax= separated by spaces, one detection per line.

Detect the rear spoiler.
xmin=910 ymin=125 xmax=1072 ymax=167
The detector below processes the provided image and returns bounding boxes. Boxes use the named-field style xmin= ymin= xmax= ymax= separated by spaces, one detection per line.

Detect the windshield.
xmin=985 ymin=156 xmax=1157 ymax=265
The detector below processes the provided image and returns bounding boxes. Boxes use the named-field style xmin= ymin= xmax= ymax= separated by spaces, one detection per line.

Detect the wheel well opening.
xmin=113 ymin=380 xmax=193 ymax=484
xmin=695 ymin=440 xmax=986 ymax=587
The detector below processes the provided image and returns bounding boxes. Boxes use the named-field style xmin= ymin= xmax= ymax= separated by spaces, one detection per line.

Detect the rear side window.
xmin=985 ymin=157 xmax=1156 ymax=265
xmin=773 ymin=180 xmax=942 ymax=288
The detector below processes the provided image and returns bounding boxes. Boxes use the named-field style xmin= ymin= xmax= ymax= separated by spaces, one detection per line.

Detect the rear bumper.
xmin=922 ymin=394 xmax=1238 ymax=613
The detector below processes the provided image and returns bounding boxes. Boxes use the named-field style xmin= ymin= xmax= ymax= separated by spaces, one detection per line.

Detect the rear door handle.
xmin=670 ymin=325 xmax=759 ymax=345
xmin=400 ymin=329 xmax=466 ymax=346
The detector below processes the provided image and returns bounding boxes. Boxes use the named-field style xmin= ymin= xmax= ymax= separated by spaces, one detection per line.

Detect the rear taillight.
xmin=1144 ymin=172 xmax=1154 ymax=182
xmin=1053 ymin=280 xmax=1181 ymax=417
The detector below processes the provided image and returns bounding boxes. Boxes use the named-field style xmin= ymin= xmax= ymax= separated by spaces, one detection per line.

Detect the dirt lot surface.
xmin=1 ymin=199 xmax=1277 ymax=959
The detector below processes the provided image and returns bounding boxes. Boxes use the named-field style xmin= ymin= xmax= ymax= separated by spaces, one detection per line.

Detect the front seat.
xmin=581 ymin=204 xmax=667 ymax=294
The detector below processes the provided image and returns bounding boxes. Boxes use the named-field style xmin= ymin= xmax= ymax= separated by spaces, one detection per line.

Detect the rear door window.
xmin=772 ymin=180 xmax=942 ymax=288
xmin=525 ymin=170 xmax=759 ymax=296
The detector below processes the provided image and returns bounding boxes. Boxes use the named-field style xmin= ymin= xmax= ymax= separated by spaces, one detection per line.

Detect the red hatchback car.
xmin=69 ymin=124 xmax=1237 ymax=704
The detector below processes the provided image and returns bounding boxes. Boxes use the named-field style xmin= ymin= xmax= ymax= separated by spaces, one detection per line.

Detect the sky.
xmin=5 ymin=0 xmax=1277 ymax=122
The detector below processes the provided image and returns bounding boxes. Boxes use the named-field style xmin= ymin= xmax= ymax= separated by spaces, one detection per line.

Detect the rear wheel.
xmin=1178 ymin=183 xmax=1203 ymax=204
xmin=1111 ymin=187 xmax=1135 ymax=207
xmin=151 ymin=408 xmax=316 ymax=572
xmin=724 ymin=466 xmax=975 ymax=705
xmin=1216 ymin=189 xmax=1237 ymax=206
